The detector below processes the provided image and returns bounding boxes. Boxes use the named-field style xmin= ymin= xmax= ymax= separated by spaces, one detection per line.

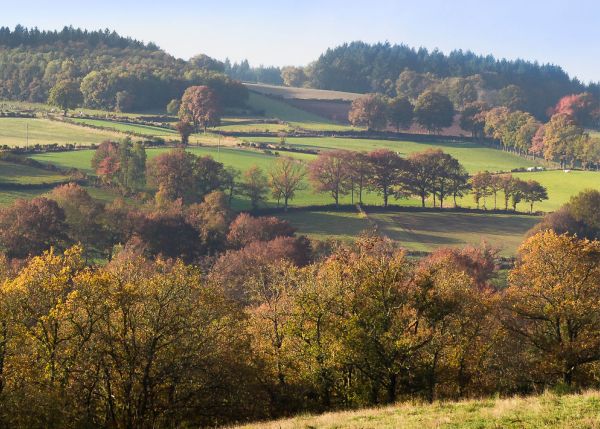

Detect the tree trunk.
xmin=386 ymin=373 xmax=397 ymax=404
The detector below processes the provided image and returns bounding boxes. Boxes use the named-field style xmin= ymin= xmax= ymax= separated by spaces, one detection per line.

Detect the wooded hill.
xmin=228 ymin=41 xmax=600 ymax=119
xmin=0 ymin=26 xmax=247 ymax=111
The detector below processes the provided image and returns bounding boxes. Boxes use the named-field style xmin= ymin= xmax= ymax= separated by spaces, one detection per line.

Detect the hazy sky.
xmin=4 ymin=0 xmax=599 ymax=82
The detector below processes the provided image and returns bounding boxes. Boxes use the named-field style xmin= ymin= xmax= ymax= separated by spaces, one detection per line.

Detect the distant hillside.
xmin=229 ymin=41 xmax=600 ymax=119
xmin=308 ymin=42 xmax=599 ymax=119
xmin=244 ymin=83 xmax=361 ymax=101
xmin=0 ymin=26 xmax=247 ymax=111
xmin=236 ymin=390 xmax=600 ymax=429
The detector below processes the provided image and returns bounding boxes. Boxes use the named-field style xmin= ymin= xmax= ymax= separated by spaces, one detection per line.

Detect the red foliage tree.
xmin=227 ymin=213 xmax=296 ymax=249
xmin=550 ymin=93 xmax=599 ymax=127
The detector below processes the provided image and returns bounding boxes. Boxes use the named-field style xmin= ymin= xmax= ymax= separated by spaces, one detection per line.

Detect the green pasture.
xmin=28 ymin=145 xmax=600 ymax=211
xmin=0 ymin=118 xmax=126 ymax=147
xmin=245 ymin=136 xmax=538 ymax=173
xmin=512 ymin=170 xmax=600 ymax=211
xmin=69 ymin=118 xmax=177 ymax=137
xmin=0 ymin=161 xmax=70 ymax=185
xmin=244 ymin=83 xmax=361 ymax=101
xmin=246 ymin=92 xmax=356 ymax=131
xmin=280 ymin=209 xmax=539 ymax=256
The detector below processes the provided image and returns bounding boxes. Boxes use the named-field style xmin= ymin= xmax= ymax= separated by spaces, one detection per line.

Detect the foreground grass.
xmin=234 ymin=391 xmax=600 ymax=429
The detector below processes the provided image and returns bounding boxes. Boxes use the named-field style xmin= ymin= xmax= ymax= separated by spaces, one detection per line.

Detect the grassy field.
xmin=280 ymin=209 xmax=538 ymax=256
xmin=510 ymin=170 xmax=600 ymax=211
xmin=246 ymin=93 xmax=356 ymax=131
xmin=0 ymin=100 xmax=165 ymax=119
xmin=370 ymin=210 xmax=538 ymax=256
xmin=0 ymin=118 xmax=127 ymax=147
xmin=0 ymin=161 xmax=70 ymax=185
xmin=278 ymin=210 xmax=372 ymax=242
xmin=245 ymin=82 xmax=362 ymax=101
xmin=233 ymin=390 xmax=600 ymax=429
xmin=69 ymin=118 xmax=177 ymax=137
xmin=28 ymin=144 xmax=600 ymax=212
xmin=246 ymin=136 xmax=538 ymax=173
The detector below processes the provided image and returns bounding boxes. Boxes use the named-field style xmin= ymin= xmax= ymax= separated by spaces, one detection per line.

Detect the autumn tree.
xmin=222 ymin=166 xmax=241 ymax=205
xmin=396 ymin=69 xmax=436 ymax=100
xmin=91 ymin=139 xmax=146 ymax=192
xmin=470 ymin=171 xmax=492 ymax=209
xmin=504 ymin=231 xmax=600 ymax=386
xmin=115 ymin=90 xmax=134 ymax=112
xmin=404 ymin=149 xmax=439 ymax=207
xmin=47 ymin=79 xmax=82 ymax=115
xmin=166 ymin=98 xmax=181 ymax=115
xmin=0 ymin=198 xmax=68 ymax=259
xmin=91 ymin=140 xmax=120 ymax=184
xmin=179 ymin=85 xmax=221 ymax=132
xmin=344 ymin=151 xmax=371 ymax=204
xmin=241 ymin=165 xmax=269 ymax=210
xmin=387 ymin=96 xmax=413 ymax=131
xmin=497 ymin=84 xmax=526 ymax=110
xmin=414 ymin=90 xmax=455 ymax=133
xmin=281 ymin=66 xmax=308 ymax=87
xmin=459 ymin=102 xmax=487 ymax=138
xmin=268 ymin=157 xmax=307 ymax=211
xmin=146 ymin=149 xmax=225 ymax=204
xmin=529 ymin=190 xmax=600 ymax=240
xmin=175 ymin=120 xmax=194 ymax=145
xmin=309 ymin=150 xmax=352 ymax=207
xmin=404 ymin=149 xmax=466 ymax=208
xmin=227 ymin=213 xmax=296 ymax=249
xmin=367 ymin=149 xmax=406 ymax=207
xmin=50 ymin=183 xmax=105 ymax=257
xmin=551 ymin=92 xmax=599 ymax=128
xmin=348 ymin=94 xmax=388 ymax=131
xmin=186 ymin=191 xmax=232 ymax=256
xmin=521 ymin=180 xmax=548 ymax=213
xmin=542 ymin=114 xmax=585 ymax=168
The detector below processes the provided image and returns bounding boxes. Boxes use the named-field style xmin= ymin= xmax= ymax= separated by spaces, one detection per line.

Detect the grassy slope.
xmin=244 ymin=83 xmax=362 ymax=101
xmin=245 ymin=93 xmax=356 ymax=131
xmin=234 ymin=391 xmax=600 ymax=429
xmin=0 ymin=118 xmax=125 ymax=147
xmin=0 ymin=161 xmax=69 ymax=184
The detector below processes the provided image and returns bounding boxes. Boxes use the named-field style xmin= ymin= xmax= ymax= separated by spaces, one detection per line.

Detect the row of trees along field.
xmin=348 ymin=89 xmax=600 ymax=169
xmin=0 ymin=26 xmax=248 ymax=111
xmin=307 ymin=148 xmax=547 ymax=211
xmin=2 ymin=188 xmax=600 ymax=426
xmin=88 ymin=135 xmax=548 ymax=214
xmin=229 ymin=41 xmax=599 ymax=120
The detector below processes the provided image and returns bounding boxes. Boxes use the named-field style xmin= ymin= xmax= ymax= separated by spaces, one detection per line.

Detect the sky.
xmin=3 ymin=0 xmax=599 ymax=83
